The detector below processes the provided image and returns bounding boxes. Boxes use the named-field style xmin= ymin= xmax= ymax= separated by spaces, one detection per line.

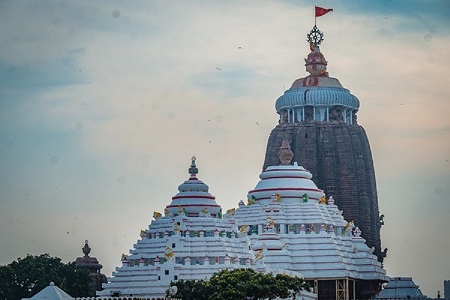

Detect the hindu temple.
xmin=263 ymin=24 xmax=386 ymax=262
xmin=98 ymin=21 xmax=389 ymax=300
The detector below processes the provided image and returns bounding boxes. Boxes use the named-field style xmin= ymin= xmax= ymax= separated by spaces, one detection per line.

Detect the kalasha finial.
xmin=278 ymin=140 xmax=294 ymax=165
xmin=188 ymin=156 xmax=198 ymax=175
xmin=304 ymin=28 xmax=328 ymax=76
xmin=82 ymin=240 xmax=91 ymax=257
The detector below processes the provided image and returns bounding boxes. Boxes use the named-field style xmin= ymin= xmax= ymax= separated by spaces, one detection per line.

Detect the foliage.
xmin=0 ymin=254 xmax=91 ymax=300
xmin=170 ymin=278 xmax=210 ymax=300
xmin=171 ymin=268 xmax=308 ymax=300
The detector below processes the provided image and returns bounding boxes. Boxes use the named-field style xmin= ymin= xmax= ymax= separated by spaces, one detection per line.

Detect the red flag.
xmin=315 ymin=6 xmax=333 ymax=17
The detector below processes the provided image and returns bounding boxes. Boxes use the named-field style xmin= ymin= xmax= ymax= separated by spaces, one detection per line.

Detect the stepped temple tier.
xmin=263 ymin=24 xmax=385 ymax=262
xmin=374 ymin=277 xmax=427 ymax=299
xmin=98 ymin=157 xmax=317 ymax=299
xmin=99 ymin=149 xmax=386 ymax=299
xmin=233 ymin=140 xmax=387 ymax=299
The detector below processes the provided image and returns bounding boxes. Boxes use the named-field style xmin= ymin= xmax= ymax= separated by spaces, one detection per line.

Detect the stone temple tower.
xmin=74 ymin=240 xmax=108 ymax=296
xmin=263 ymin=25 xmax=386 ymax=262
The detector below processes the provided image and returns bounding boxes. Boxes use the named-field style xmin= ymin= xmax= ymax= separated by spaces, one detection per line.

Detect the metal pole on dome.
xmin=315 ymin=9 xmax=316 ymax=26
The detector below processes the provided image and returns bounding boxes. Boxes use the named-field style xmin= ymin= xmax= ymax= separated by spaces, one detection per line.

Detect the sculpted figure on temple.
xmin=342 ymin=220 xmax=355 ymax=236
xmin=329 ymin=106 xmax=343 ymax=122
xmin=164 ymin=208 xmax=172 ymax=217
xmin=225 ymin=208 xmax=236 ymax=217
xmin=304 ymin=106 xmax=314 ymax=122
xmin=164 ymin=246 xmax=175 ymax=263
xmin=254 ymin=249 xmax=264 ymax=263
xmin=239 ymin=225 xmax=249 ymax=237
xmin=178 ymin=206 xmax=186 ymax=216
xmin=199 ymin=207 xmax=210 ymax=217
xmin=281 ymin=111 xmax=288 ymax=123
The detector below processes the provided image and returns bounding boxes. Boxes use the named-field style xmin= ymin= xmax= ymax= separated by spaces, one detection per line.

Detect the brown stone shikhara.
xmin=74 ymin=240 xmax=108 ymax=296
xmin=263 ymin=121 xmax=384 ymax=262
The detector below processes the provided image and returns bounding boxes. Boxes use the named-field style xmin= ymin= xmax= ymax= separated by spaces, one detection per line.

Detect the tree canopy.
xmin=0 ymin=254 xmax=91 ymax=300
xmin=171 ymin=268 xmax=309 ymax=300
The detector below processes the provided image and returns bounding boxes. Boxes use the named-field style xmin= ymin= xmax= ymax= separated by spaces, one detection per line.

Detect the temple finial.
xmin=82 ymin=240 xmax=91 ymax=257
xmin=305 ymin=27 xmax=328 ymax=76
xmin=278 ymin=140 xmax=294 ymax=165
xmin=188 ymin=156 xmax=198 ymax=175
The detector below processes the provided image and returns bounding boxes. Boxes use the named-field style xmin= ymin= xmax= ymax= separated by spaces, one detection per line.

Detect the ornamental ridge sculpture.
xmin=307 ymin=25 xmax=324 ymax=46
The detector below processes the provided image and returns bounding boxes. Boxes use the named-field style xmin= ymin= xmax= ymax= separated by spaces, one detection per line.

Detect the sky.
xmin=0 ymin=0 xmax=449 ymax=297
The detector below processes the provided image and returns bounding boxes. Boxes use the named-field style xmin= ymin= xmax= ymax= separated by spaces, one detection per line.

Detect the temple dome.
xmin=276 ymin=86 xmax=360 ymax=112
xmin=248 ymin=163 xmax=324 ymax=204
xmin=165 ymin=156 xmax=221 ymax=217
xmin=375 ymin=277 xmax=427 ymax=299
xmin=275 ymin=44 xmax=360 ymax=124
xmin=248 ymin=142 xmax=325 ymax=204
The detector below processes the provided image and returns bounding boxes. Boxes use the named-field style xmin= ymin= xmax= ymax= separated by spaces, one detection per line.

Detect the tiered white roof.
xmin=375 ymin=277 xmax=427 ymax=299
xmin=22 ymin=282 xmax=74 ymax=300
xmin=99 ymin=143 xmax=386 ymax=298
xmin=232 ymin=140 xmax=387 ymax=282
xmin=98 ymin=157 xmax=316 ymax=299
xmin=165 ymin=156 xmax=221 ymax=217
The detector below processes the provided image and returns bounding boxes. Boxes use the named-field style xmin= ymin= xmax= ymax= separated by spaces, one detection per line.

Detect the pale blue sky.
xmin=1 ymin=0 xmax=449 ymax=297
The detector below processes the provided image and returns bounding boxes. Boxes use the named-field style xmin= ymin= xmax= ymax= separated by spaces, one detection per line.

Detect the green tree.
xmin=0 ymin=254 xmax=91 ymax=300
xmin=171 ymin=268 xmax=308 ymax=300
xmin=273 ymin=273 xmax=310 ymax=300
xmin=171 ymin=279 xmax=210 ymax=300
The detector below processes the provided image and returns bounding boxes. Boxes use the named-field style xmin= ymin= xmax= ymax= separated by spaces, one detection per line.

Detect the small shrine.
xmin=97 ymin=11 xmax=387 ymax=300
xmin=74 ymin=240 xmax=107 ymax=296
xmin=375 ymin=277 xmax=427 ymax=299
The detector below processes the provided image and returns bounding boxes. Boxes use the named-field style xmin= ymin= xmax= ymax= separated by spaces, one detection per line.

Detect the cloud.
xmin=0 ymin=55 xmax=89 ymax=90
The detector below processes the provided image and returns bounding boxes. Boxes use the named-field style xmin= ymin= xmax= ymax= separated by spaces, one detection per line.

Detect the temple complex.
xmin=99 ymin=148 xmax=386 ymax=299
xmin=97 ymin=19 xmax=389 ymax=300
xmin=263 ymin=24 xmax=386 ymax=262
